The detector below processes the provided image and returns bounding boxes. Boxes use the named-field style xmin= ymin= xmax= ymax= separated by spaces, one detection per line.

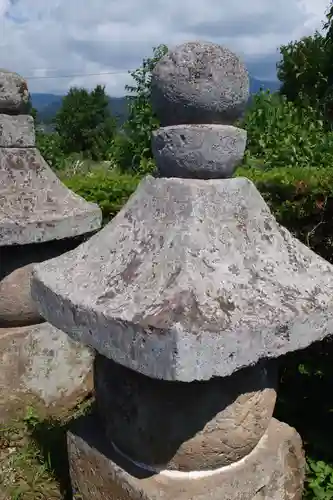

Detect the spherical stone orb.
xmin=151 ymin=41 xmax=249 ymax=126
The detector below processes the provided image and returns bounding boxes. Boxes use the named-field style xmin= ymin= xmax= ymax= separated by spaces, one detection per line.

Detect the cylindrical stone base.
xmin=67 ymin=415 xmax=305 ymax=500
xmin=94 ymin=355 xmax=277 ymax=471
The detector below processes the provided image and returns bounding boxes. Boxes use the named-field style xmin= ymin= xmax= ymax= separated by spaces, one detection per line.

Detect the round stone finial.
xmin=151 ymin=41 xmax=249 ymax=126
xmin=0 ymin=69 xmax=30 ymax=114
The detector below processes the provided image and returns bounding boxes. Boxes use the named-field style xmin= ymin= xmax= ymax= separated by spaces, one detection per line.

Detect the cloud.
xmin=0 ymin=0 xmax=329 ymax=96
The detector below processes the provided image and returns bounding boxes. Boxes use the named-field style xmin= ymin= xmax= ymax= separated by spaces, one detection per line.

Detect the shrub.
xmin=236 ymin=165 xmax=333 ymax=263
xmin=36 ymin=131 xmax=66 ymax=170
xmin=239 ymin=91 xmax=333 ymax=171
xmin=61 ymin=167 xmax=141 ymax=224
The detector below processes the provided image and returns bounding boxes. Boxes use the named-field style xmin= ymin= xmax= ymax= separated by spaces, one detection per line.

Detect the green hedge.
xmin=62 ymin=168 xmax=141 ymax=224
xmin=236 ymin=165 xmax=333 ymax=263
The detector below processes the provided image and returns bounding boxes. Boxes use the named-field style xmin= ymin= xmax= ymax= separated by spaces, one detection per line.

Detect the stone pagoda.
xmin=31 ymin=41 xmax=333 ymax=499
xmin=0 ymin=69 xmax=102 ymax=421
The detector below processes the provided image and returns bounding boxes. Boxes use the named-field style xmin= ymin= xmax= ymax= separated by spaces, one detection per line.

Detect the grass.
xmin=0 ymin=397 xmax=93 ymax=500
xmin=1 ymin=340 xmax=333 ymax=499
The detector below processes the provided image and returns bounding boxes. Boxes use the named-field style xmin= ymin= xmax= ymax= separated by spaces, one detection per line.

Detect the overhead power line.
xmin=24 ymin=70 xmax=134 ymax=80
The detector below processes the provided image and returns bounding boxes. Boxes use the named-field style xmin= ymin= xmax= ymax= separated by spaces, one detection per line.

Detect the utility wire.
xmin=24 ymin=70 xmax=134 ymax=80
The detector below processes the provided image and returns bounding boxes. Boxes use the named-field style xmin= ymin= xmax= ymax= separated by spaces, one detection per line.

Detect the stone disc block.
xmin=151 ymin=41 xmax=249 ymax=126
xmin=0 ymin=70 xmax=30 ymax=114
xmin=152 ymin=124 xmax=247 ymax=179
xmin=94 ymin=355 xmax=277 ymax=471
xmin=0 ymin=114 xmax=35 ymax=147
xmin=67 ymin=415 xmax=305 ymax=500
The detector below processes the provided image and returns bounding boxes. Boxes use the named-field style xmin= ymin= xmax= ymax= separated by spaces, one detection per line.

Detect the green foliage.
xmin=305 ymin=459 xmax=333 ymax=499
xmin=36 ymin=130 xmax=65 ymax=169
xmin=239 ymin=91 xmax=333 ymax=171
xmin=277 ymin=2 xmax=333 ymax=123
xmin=61 ymin=167 xmax=140 ymax=223
xmin=113 ymin=44 xmax=168 ymax=172
xmin=275 ymin=336 xmax=333 ymax=500
xmin=54 ymin=85 xmax=116 ymax=161
xmin=277 ymin=32 xmax=329 ymax=110
xmin=26 ymin=92 xmax=37 ymax=120
xmin=235 ymin=165 xmax=333 ymax=263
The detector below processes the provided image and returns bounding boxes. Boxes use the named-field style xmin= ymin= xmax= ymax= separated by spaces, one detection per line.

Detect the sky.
xmin=0 ymin=0 xmax=329 ymax=97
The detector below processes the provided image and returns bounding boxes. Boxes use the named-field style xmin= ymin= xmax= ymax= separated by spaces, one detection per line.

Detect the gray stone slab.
xmin=67 ymin=414 xmax=305 ymax=500
xmin=151 ymin=41 xmax=249 ymax=126
xmin=0 ymin=322 xmax=94 ymax=422
xmin=0 ymin=114 xmax=35 ymax=147
xmin=31 ymin=176 xmax=333 ymax=381
xmin=152 ymin=124 xmax=246 ymax=179
xmin=0 ymin=147 xmax=102 ymax=246
xmin=0 ymin=70 xmax=30 ymax=114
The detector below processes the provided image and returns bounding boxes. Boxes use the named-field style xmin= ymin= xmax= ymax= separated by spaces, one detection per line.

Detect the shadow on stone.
xmin=0 ymin=233 xmax=93 ymax=281
xmin=94 ymin=355 xmax=278 ymax=470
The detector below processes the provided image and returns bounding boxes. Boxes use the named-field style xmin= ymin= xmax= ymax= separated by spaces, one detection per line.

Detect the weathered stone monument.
xmin=31 ymin=41 xmax=333 ymax=498
xmin=0 ymin=69 xmax=102 ymax=421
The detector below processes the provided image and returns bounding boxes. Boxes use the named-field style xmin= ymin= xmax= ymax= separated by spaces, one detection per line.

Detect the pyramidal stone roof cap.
xmin=32 ymin=175 xmax=333 ymax=382
xmin=0 ymin=148 xmax=102 ymax=246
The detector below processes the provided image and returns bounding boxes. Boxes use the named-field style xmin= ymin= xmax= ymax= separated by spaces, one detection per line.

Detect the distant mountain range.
xmin=31 ymin=94 xmax=129 ymax=126
xmin=31 ymin=77 xmax=280 ymax=126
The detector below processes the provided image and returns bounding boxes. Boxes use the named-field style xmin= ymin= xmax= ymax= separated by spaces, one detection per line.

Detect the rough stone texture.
xmin=95 ymin=356 xmax=277 ymax=470
xmin=0 ymin=322 xmax=94 ymax=423
xmin=150 ymin=41 xmax=249 ymax=126
xmin=0 ymin=70 xmax=30 ymax=114
xmin=0 ymin=147 xmax=102 ymax=246
xmin=0 ymin=114 xmax=35 ymax=147
xmin=32 ymin=175 xmax=333 ymax=382
xmin=0 ymin=489 xmax=10 ymax=500
xmin=0 ymin=263 xmax=43 ymax=327
xmin=152 ymin=125 xmax=246 ymax=179
xmin=67 ymin=414 xmax=305 ymax=500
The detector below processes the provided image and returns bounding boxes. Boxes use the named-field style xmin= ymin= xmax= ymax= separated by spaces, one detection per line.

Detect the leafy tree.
xmin=277 ymin=33 xmax=329 ymax=110
xmin=114 ymin=44 xmax=168 ymax=171
xmin=54 ymin=85 xmax=116 ymax=160
xmin=277 ymin=2 xmax=333 ymax=122
xmin=239 ymin=90 xmax=333 ymax=171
